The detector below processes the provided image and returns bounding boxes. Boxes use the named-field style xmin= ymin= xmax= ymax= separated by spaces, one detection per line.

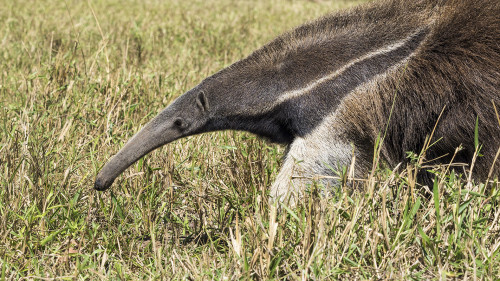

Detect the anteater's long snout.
xmin=94 ymin=108 xmax=185 ymax=191
xmin=94 ymin=175 xmax=115 ymax=191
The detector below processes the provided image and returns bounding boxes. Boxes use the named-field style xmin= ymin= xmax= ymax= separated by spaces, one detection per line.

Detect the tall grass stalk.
xmin=1 ymin=0 xmax=499 ymax=279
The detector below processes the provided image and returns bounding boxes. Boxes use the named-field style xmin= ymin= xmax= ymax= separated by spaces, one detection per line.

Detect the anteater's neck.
xmin=202 ymin=24 xmax=431 ymax=144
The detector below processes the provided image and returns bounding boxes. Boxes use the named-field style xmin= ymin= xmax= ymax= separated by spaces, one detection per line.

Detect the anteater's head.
xmin=94 ymin=57 xmax=296 ymax=191
xmin=94 ymin=87 xmax=207 ymax=190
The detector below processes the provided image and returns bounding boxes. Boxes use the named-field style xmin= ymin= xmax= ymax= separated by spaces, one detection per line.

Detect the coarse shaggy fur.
xmin=95 ymin=0 xmax=500 ymax=197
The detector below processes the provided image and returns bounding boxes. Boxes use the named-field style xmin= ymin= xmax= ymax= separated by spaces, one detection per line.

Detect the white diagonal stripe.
xmin=274 ymin=30 xmax=423 ymax=105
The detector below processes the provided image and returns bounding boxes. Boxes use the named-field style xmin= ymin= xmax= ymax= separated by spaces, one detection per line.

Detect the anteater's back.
xmin=331 ymin=0 xmax=500 ymax=182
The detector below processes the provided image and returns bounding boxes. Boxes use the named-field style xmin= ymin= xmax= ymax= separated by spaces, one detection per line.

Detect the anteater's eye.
xmin=173 ymin=118 xmax=184 ymax=129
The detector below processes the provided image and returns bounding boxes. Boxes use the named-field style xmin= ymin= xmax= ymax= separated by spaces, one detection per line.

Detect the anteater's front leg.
xmin=270 ymin=131 xmax=355 ymax=203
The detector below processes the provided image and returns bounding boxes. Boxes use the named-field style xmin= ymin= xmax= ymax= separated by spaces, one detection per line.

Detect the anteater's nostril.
xmin=94 ymin=177 xmax=113 ymax=191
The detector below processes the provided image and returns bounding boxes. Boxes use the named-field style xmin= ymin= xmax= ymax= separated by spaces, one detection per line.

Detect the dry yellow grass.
xmin=1 ymin=0 xmax=499 ymax=279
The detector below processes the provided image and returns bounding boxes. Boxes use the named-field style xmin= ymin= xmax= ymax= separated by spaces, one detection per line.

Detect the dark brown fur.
xmin=336 ymin=0 xmax=500 ymax=181
xmin=95 ymin=0 xmax=500 ymax=194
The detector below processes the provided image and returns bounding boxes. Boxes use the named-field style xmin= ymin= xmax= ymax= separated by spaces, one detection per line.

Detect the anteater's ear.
xmin=196 ymin=91 xmax=210 ymax=112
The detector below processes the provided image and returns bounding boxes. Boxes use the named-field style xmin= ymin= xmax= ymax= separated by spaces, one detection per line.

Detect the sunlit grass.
xmin=1 ymin=0 xmax=499 ymax=279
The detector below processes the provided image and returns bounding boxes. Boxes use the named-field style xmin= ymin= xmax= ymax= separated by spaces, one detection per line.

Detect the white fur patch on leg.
xmin=270 ymin=116 xmax=353 ymax=203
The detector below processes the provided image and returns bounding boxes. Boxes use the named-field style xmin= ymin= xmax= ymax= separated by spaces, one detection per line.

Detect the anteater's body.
xmin=95 ymin=0 xmax=500 ymax=200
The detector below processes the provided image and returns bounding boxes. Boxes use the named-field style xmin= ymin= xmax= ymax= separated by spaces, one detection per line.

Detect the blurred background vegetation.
xmin=1 ymin=0 xmax=499 ymax=279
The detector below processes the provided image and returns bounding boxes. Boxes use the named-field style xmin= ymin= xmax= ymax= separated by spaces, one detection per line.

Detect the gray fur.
xmin=95 ymin=0 xmax=500 ymax=199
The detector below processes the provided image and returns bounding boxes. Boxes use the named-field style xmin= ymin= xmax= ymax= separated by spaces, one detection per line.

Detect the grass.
xmin=1 ymin=0 xmax=500 ymax=279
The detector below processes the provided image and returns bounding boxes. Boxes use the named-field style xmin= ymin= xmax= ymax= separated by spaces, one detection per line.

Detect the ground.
xmin=1 ymin=0 xmax=499 ymax=279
